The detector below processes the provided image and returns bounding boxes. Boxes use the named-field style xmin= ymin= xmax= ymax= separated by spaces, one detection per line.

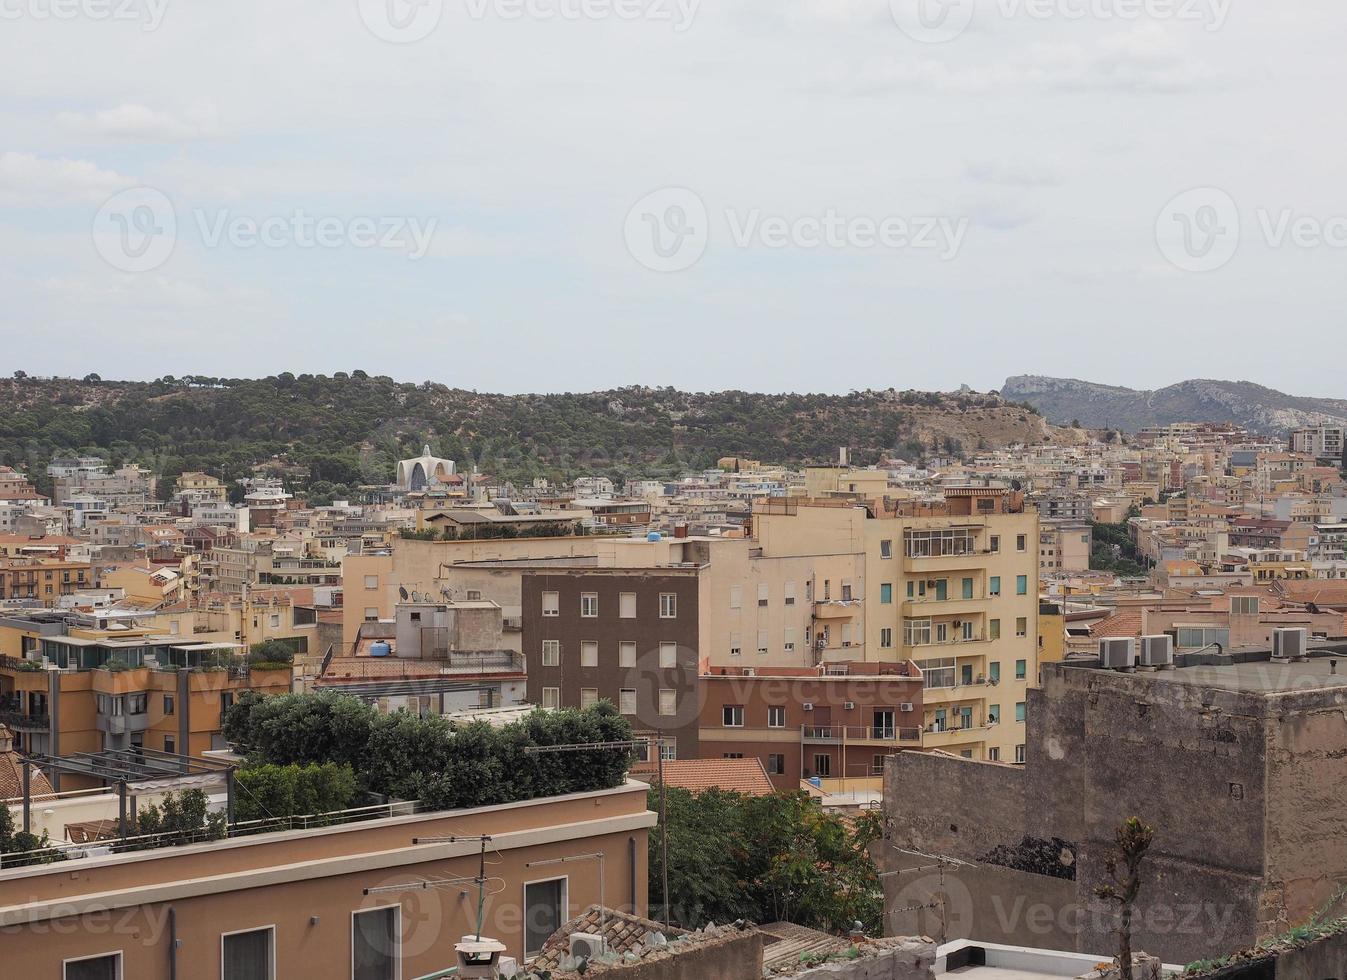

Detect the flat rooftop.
xmin=1060 ymin=642 xmax=1347 ymax=695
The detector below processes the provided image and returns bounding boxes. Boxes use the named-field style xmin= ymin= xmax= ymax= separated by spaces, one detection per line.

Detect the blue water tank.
xmin=647 ymin=531 xmax=662 ymax=542
xmin=809 ymin=776 xmax=823 ymax=789
xmin=370 ymin=641 xmax=392 ymax=658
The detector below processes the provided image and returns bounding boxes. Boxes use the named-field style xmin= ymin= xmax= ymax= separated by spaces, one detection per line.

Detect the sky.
xmin=1 ymin=0 xmax=1345 ymax=397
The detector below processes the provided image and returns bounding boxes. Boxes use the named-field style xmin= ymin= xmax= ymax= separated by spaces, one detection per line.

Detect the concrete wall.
xmin=583 ymin=929 xmax=763 ymax=980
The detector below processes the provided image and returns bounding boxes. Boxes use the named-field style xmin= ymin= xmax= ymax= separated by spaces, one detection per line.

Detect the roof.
xmin=0 ymin=726 xmax=54 ymax=802
xmin=759 ymin=921 xmax=849 ymax=972
xmin=1088 ymin=609 xmax=1144 ymax=639
xmin=630 ymin=757 xmax=776 ymax=796
xmin=530 ymin=905 xmax=688 ymax=972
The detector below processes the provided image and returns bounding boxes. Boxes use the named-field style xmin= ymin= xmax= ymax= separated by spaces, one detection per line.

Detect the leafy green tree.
xmin=234 ymin=763 xmax=360 ymax=822
xmin=133 ymin=789 xmax=226 ymax=846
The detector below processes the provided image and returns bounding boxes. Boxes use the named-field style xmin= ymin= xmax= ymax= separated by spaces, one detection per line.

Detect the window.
xmin=542 ymin=640 xmax=560 ymax=667
xmin=962 ymin=578 xmax=974 ymax=600
xmin=768 ymin=705 xmax=785 ymax=728
xmin=988 ymin=747 xmax=1000 ymax=761
xmin=660 ymin=593 xmax=677 ymax=618
xmin=757 ymin=584 xmax=769 ymax=607
xmin=64 ymin=953 xmax=122 ymax=980
xmin=729 ymin=585 xmax=742 ymax=609
xmin=163 ymin=694 xmax=175 ymax=715
xmin=1231 ymin=596 xmax=1259 ymax=616
xmin=1016 ymin=617 xmax=1028 ymax=638
xmin=917 ymin=656 xmax=955 ymax=688
xmin=989 ymin=535 xmax=1000 ymax=553
xmin=1015 ymin=702 xmax=1026 ymax=722
xmin=880 ymin=627 xmax=893 ymax=649
xmin=220 ymin=692 xmax=234 ymax=716
xmin=841 ymin=579 xmax=853 ymax=601
xmin=619 ymin=592 xmax=637 ymax=618
xmin=127 ymin=693 xmax=147 ymax=715
xmin=542 ymin=687 xmax=560 ymax=710
xmin=841 ymin=624 xmax=853 ymax=647
xmin=989 ymin=661 xmax=1001 ymax=683
xmin=542 ymin=592 xmax=559 ymax=617
xmin=989 ymin=576 xmax=1001 ymax=596
xmin=524 ymin=878 xmax=567 ymax=960
xmin=723 ymin=753 xmax=745 ymax=760
xmin=659 ymin=689 xmax=676 ymax=716
xmin=768 ymin=753 xmax=785 ymax=775
xmin=904 ymin=528 xmax=976 ymax=558
xmin=988 ymin=703 xmax=1000 ymax=724
xmin=581 ymin=641 xmax=598 ymax=667
xmin=659 ymin=738 xmax=677 ymax=761
xmin=364 ymin=607 xmax=379 ymax=622
xmin=1016 ymin=534 xmax=1027 ymax=552
xmin=580 ymin=688 xmax=599 ymax=709
xmin=580 ymin=593 xmax=598 ymax=618
xmin=164 ymin=735 xmax=176 ymax=754
xmin=784 ymin=581 xmax=796 ymax=605
xmin=222 ymin=926 xmax=274 ymax=980
xmin=1176 ymin=627 xmax=1230 ymax=649
xmin=880 ymin=583 xmax=893 ymax=604
xmin=619 ymin=689 xmax=637 ymax=714
xmin=723 ymin=705 xmax=744 ymax=727
xmin=619 ymin=641 xmax=637 ymax=668
xmin=757 ymin=629 xmax=769 ymax=654
xmin=990 ymin=619 xmax=1001 ymax=640
xmin=1015 ymin=659 xmax=1027 ymax=679
xmin=269 ymin=614 xmax=280 ymax=629
xmin=904 ymin=618 xmax=932 ymax=648
xmin=783 ymin=626 xmax=796 ymax=653
xmin=1015 ymin=744 xmax=1026 ymax=763
xmin=1016 ymin=575 xmax=1028 ymax=595
xmin=813 ymin=754 xmax=832 ymax=777
xmin=881 ymin=539 xmax=893 ymax=559
xmin=730 ymin=632 xmax=742 ymax=657
xmin=363 ymin=575 xmax=379 ymax=589
xmin=659 ymin=642 xmax=677 ymax=669
xmin=352 ymin=906 xmax=399 ymax=980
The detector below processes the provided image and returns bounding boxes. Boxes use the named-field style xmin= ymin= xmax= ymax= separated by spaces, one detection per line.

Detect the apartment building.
xmin=0 ymin=611 xmax=291 ymax=782
xmin=1290 ymin=425 xmax=1346 ymax=462
xmin=697 ymin=662 xmax=924 ymax=789
xmin=753 ymin=483 xmax=1041 ymax=763
xmin=1 ymin=778 xmax=654 ymax=977
xmin=0 ymin=558 xmax=92 ymax=605
xmin=522 ymin=567 xmax=702 ymax=762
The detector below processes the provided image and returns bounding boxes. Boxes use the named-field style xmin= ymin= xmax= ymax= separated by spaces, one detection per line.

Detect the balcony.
xmin=903 ymin=596 xmax=987 ymax=616
xmin=902 ymin=634 xmax=989 ymax=652
xmin=813 ymin=600 xmax=860 ymax=620
xmin=922 ymin=723 xmax=992 ymax=748
xmin=0 ymin=708 xmax=50 ymax=732
xmin=904 ymin=551 xmax=991 ymax=573
xmin=923 ymin=681 xmax=993 ymax=704
xmin=801 ymin=725 xmax=922 ymax=745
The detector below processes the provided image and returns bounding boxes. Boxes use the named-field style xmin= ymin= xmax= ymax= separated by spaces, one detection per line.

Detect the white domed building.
xmin=397 ymin=445 xmax=455 ymax=491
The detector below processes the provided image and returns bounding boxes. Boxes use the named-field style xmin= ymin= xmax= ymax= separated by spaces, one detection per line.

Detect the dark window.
xmin=64 ymin=954 xmax=120 ymax=980
xmin=353 ymin=907 xmax=399 ymax=980
xmin=223 ymin=928 xmax=273 ymax=980
xmin=525 ymin=878 xmax=566 ymax=960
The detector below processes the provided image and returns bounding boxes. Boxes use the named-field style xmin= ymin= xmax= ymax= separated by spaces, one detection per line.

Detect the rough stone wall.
xmin=1263 ymin=688 xmax=1347 ymax=937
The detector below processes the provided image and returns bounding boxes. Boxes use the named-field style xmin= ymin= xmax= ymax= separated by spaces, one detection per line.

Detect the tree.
xmin=133 ymin=789 xmax=226 ymax=847
xmin=1094 ymin=817 xmax=1155 ymax=980
xmin=234 ymin=763 xmax=360 ymax=823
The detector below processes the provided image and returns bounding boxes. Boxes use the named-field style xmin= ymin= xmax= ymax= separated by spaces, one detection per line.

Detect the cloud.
xmin=965 ymin=160 xmax=1064 ymax=188
xmin=0 ymin=151 xmax=131 ymax=205
xmin=57 ymin=102 xmax=218 ymax=142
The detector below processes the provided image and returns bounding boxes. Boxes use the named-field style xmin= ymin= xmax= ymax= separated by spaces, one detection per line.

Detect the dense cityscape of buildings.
xmin=6 ymin=420 xmax=1347 ymax=977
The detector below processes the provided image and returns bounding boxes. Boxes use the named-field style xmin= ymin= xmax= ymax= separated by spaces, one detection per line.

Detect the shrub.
xmin=234 ymin=763 xmax=360 ymax=823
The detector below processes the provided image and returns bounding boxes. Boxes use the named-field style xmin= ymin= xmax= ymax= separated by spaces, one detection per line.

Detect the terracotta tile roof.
xmin=0 ymin=726 xmax=54 ymax=802
xmin=1088 ymin=609 xmax=1145 ymax=639
xmin=630 ymin=758 xmax=775 ymax=796
xmin=1279 ymin=581 xmax=1347 ymax=608
xmin=530 ymin=905 xmax=688 ymax=972
xmin=759 ymin=921 xmax=849 ymax=971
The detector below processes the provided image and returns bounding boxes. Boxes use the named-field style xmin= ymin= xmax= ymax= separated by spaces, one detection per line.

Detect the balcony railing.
xmin=802 ymin=725 xmax=922 ymax=743
xmin=0 ymin=709 xmax=50 ymax=731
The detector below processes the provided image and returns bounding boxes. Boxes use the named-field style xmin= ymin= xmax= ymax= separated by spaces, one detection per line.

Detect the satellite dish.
xmin=399 ymin=586 xmax=409 ymax=600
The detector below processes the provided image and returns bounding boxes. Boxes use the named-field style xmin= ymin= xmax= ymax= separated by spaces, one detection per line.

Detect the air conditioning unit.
xmin=844 ymin=701 xmax=856 ymax=711
xmin=1138 ymin=635 xmax=1174 ymax=668
xmin=899 ymin=703 xmax=914 ymax=712
xmin=1273 ymin=627 xmax=1308 ymax=660
xmin=1098 ymin=637 xmax=1136 ymax=670
xmin=803 ymin=702 xmax=814 ymax=712
xmin=743 ymin=668 xmax=755 ymax=677
xmin=569 ymin=933 xmax=607 ymax=961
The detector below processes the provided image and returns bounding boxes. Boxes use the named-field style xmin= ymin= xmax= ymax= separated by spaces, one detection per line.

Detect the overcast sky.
xmin=1 ymin=1 xmax=1343 ymax=396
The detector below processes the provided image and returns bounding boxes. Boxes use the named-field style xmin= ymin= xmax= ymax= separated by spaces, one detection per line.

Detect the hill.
xmin=1001 ymin=375 xmax=1347 ymax=435
xmin=0 ymin=374 xmax=1083 ymax=499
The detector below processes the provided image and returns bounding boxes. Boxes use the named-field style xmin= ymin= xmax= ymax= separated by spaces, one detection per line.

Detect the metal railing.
xmin=0 ymin=709 xmax=50 ymax=730
xmin=801 ymin=725 xmax=922 ymax=743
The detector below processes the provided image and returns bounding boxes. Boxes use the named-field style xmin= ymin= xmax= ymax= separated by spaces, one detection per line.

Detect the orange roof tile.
xmin=630 ymin=757 xmax=776 ymax=796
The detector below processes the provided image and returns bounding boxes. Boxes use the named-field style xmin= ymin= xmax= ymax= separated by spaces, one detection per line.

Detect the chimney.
xmin=839 ymin=447 xmax=849 ymax=467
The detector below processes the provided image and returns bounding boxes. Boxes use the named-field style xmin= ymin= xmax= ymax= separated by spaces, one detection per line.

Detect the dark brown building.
xmin=522 ymin=568 xmax=702 ymax=762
